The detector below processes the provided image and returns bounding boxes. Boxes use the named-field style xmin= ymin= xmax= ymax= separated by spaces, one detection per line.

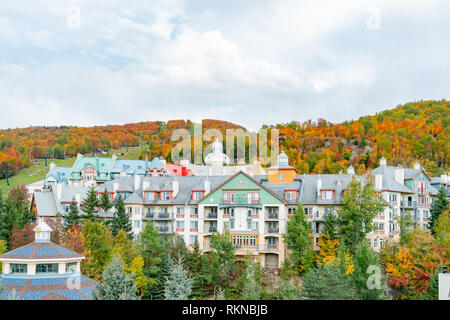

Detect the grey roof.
xmin=44 ymin=166 xmax=72 ymax=184
xmin=298 ymin=174 xmax=356 ymax=205
xmin=368 ymin=166 xmax=415 ymax=194
xmin=34 ymin=192 xmax=59 ymax=217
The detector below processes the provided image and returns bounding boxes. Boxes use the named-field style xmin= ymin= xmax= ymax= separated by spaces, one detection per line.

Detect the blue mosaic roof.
xmin=0 ymin=242 xmax=83 ymax=260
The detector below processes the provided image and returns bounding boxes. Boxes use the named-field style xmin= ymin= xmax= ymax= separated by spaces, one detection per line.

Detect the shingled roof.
xmin=0 ymin=242 xmax=83 ymax=260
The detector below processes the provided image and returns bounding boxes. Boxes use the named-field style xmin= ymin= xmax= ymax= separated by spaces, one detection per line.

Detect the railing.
xmin=266 ymin=213 xmax=279 ymax=219
xmin=400 ymin=201 xmax=416 ymax=208
xmin=221 ymin=198 xmax=260 ymax=205
xmin=205 ymin=226 xmax=217 ymax=233
xmin=205 ymin=213 xmax=218 ymax=219
xmin=157 ymin=226 xmax=170 ymax=233
xmin=145 ymin=212 xmax=174 ymax=220
xmin=266 ymin=228 xmax=279 ymax=234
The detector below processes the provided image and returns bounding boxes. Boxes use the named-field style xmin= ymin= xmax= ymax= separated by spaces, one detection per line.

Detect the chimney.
xmin=134 ymin=174 xmax=141 ymax=190
xmin=172 ymin=179 xmax=179 ymax=197
xmin=413 ymin=162 xmax=421 ymax=170
xmin=375 ymin=174 xmax=382 ymax=190
xmin=77 ymin=153 xmax=83 ymax=161
xmin=180 ymin=159 xmax=190 ymax=167
xmin=75 ymin=192 xmax=81 ymax=205
xmin=347 ymin=165 xmax=355 ymax=175
xmin=50 ymin=162 xmax=56 ymax=170
xmin=336 ymin=180 xmax=342 ymax=187
xmin=380 ymin=157 xmax=387 ymax=166
xmin=56 ymin=183 xmax=62 ymax=200
xmin=120 ymin=171 xmax=126 ymax=177
xmin=142 ymin=179 xmax=150 ymax=191
xmin=113 ymin=181 xmax=119 ymax=193
xmin=395 ymin=167 xmax=404 ymax=185
xmin=204 ymin=178 xmax=211 ymax=194
xmin=160 ymin=157 xmax=167 ymax=166
xmin=112 ymin=154 xmax=117 ymax=162
xmin=317 ymin=176 xmax=322 ymax=197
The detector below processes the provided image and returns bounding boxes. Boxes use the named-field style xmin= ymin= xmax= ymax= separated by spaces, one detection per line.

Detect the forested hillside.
xmin=276 ymin=100 xmax=449 ymax=176
xmin=0 ymin=100 xmax=448 ymax=179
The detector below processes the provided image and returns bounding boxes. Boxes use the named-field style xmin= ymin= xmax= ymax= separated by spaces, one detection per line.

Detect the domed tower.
xmin=204 ymin=140 xmax=230 ymax=166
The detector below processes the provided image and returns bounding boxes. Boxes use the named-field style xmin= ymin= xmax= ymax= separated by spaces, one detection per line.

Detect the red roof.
xmin=165 ymin=163 xmax=194 ymax=176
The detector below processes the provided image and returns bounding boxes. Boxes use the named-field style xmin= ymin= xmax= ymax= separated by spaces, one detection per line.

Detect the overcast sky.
xmin=0 ymin=0 xmax=449 ymax=131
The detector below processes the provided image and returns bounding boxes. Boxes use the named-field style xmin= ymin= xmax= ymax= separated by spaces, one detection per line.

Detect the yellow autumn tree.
xmin=124 ymin=255 xmax=155 ymax=296
xmin=317 ymin=233 xmax=339 ymax=266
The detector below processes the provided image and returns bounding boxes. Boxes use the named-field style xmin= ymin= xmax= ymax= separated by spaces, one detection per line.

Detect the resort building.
xmin=0 ymin=219 xmax=96 ymax=300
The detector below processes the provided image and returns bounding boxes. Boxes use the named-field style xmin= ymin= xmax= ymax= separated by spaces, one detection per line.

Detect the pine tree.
xmin=164 ymin=255 xmax=193 ymax=300
xmin=99 ymin=188 xmax=113 ymax=219
xmin=210 ymin=230 xmax=236 ymax=291
xmin=429 ymin=186 xmax=449 ymax=234
xmin=0 ymin=191 xmax=11 ymax=245
xmin=63 ymin=197 xmax=81 ymax=229
xmin=82 ymin=186 xmax=99 ymax=221
xmin=241 ymin=262 xmax=262 ymax=300
xmin=93 ymin=254 xmax=141 ymax=300
xmin=274 ymin=278 xmax=301 ymax=300
xmin=301 ymin=264 xmax=358 ymax=300
xmin=283 ymin=203 xmax=315 ymax=273
xmin=111 ymin=194 xmax=132 ymax=239
xmin=150 ymin=253 xmax=174 ymax=300
xmin=338 ymin=178 xmax=386 ymax=254
xmin=351 ymin=241 xmax=386 ymax=300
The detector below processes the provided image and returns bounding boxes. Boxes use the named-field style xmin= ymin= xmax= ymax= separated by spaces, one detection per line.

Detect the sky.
xmin=0 ymin=0 xmax=449 ymax=131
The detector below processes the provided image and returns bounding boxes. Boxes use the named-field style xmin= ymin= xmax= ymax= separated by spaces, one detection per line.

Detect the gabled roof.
xmin=197 ymin=170 xmax=287 ymax=204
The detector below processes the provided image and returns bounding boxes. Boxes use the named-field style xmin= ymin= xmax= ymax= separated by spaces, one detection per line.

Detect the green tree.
xmin=111 ymin=194 xmax=132 ymax=239
xmin=283 ymin=203 xmax=315 ymax=273
xmin=63 ymin=197 xmax=81 ymax=230
xmin=150 ymin=253 xmax=174 ymax=300
xmin=210 ymin=230 xmax=236 ymax=292
xmin=99 ymin=189 xmax=113 ymax=219
xmin=0 ymin=191 xmax=11 ymax=245
xmin=273 ymin=278 xmax=302 ymax=300
xmin=81 ymin=220 xmax=113 ymax=281
xmin=0 ymin=239 xmax=7 ymax=273
xmin=82 ymin=186 xmax=99 ymax=221
xmin=164 ymin=255 xmax=193 ymax=300
xmin=323 ymin=208 xmax=339 ymax=241
xmin=351 ymin=241 xmax=386 ymax=300
xmin=429 ymin=186 xmax=449 ymax=234
xmin=93 ymin=254 xmax=141 ymax=300
xmin=338 ymin=178 xmax=386 ymax=253
xmin=241 ymin=260 xmax=262 ymax=300
xmin=419 ymin=266 xmax=442 ymax=300
xmin=301 ymin=264 xmax=358 ymax=300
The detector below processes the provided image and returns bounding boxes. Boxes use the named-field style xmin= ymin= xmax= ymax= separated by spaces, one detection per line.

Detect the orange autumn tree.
xmin=317 ymin=233 xmax=354 ymax=275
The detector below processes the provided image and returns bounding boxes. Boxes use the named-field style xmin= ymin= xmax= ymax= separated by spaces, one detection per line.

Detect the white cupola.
xmin=33 ymin=219 xmax=52 ymax=243
xmin=277 ymin=151 xmax=289 ymax=167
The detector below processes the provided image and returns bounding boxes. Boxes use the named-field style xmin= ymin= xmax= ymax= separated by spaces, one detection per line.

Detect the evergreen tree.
xmin=150 ymin=253 xmax=174 ymax=300
xmin=301 ymin=264 xmax=358 ymax=300
xmin=274 ymin=278 xmax=301 ymax=300
xmin=99 ymin=188 xmax=113 ymax=219
xmin=82 ymin=186 xmax=99 ymax=221
xmin=0 ymin=191 xmax=11 ymax=245
xmin=111 ymin=194 xmax=132 ymax=239
xmin=63 ymin=197 xmax=81 ymax=229
xmin=429 ymin=186 xmax=449 ymax=234
xmin=164 ymin=256 xmax=193 ymax=300
xmin=241 ymin=261 xmax=262 ymax=300
xmin=419 ymin=266 xmax=442 ymax=300
xmin=323 ymin=208 xmax=338 ymax=241
xmin=283 ymin=203 xmax=315 ymax=273
xmin=351 ymin=241 xmax=386 ymax=300
xmin=93 ymin=254 xmax=141 ymax=300
xmin=210 ymin=230 xmax=236 ymax=292
xmin=338 ymin=178 xmax=386 ymax=253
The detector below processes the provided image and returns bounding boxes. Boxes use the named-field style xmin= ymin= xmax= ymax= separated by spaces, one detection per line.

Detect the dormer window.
xmin=192 ymin=191 xmax=203 ymax=201
xmin=278 ymin=172 xmax=285 ymax=180
xmin=321 ymin=190 xmax=334 ymax=200
xmin=161 ymin=192 xmax=171 ymax=200
xmin=285 ymin=191 xmax=298 ymax=200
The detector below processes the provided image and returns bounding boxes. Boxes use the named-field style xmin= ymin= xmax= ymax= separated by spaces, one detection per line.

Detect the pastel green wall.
xmin=199 ymin=172 xmax=284 ymax=205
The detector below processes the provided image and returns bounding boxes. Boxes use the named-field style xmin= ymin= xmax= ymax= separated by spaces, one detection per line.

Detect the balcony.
xmin=221 ymin=197 xmax=260 ymax=206
xmin=145 ymin=212 xmax=173 ymax=220
xmin=157 ymin=225 xmax=171 ymax=233
xmin=266 ymin=228 xmax=279 ymax=234
xmin=400 ymin=201 xmax=416 ymax=209
xmin=205 ymin=213 xmax=218 ymax=219
xmin=266 ymin=213 xmax=279 ymax=220
xmin=264 ymin=243 xmax=279 ymax=251
xmin=204 ymin=226 xmax=217 ymax=233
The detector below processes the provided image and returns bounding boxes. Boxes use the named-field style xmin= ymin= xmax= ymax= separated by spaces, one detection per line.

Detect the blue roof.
xmin=0 ymin=242 xmax=83 ymax=260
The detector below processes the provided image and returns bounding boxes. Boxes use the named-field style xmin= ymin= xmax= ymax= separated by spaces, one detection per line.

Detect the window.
xmin=324 ymin=207 xmax=334 ymax=215
xmin=223 ymin=192 xmax=235 ymax=204
xmin=285 ymin=191 xmax=297 ymax=200
xmin=321 ymin=190 xmax=334 ymax=200
xmin=247 ymin=192 xmax=259 ymax=204
xmin=192 ymin=191 xmax=203 ymax=201
xmin=11 ymin=264 xmax=27 ymax=274
xmin=66 ymin=262 xmax=77 ymax=273
xmin=161 ymin=192 xmax=171 ymax=200
xmin=252 ymin=221 xmax=259 ymax=229
xmin=127 ymin=207 xmax=132 ymax=214
xmin=190 ymin=221 xmax=198 ymax=229
xmin=190 ymin=235 xmax=198 ymax=245
xmin=36 ymin=263 xmax=59 ymax=274
xmin=224 ymin=207 xmax=234 ymax=216
xmin=135 ymin=207 xmax=141 ymax=214
xmin=176 ymin=221 xmax=184 ymax=229
xmin=191 ymin=207 xmax=198 ymax=215
xmin=278 ymin=172 xmax=284 ymax=180
xmin=132 ymin=220 xmax=141 ymax=229
xmin=304 ymin=207 xmax=313 ymax=215
xmin=176 ymin=207 xmax=184 ymax=215
xmin=65 ymin=205 xmax=70 ymax=213
xmin=288 ymin=207 xmax=296 ymax=215
xmin=374 ymin=239 xmax=378 ymax=248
